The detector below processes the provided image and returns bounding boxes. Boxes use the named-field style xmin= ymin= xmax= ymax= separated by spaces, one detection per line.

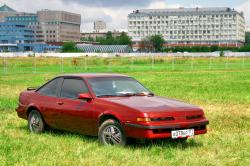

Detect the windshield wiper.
xmin=117 ymin=93 xmax=135 ymax=97
xmin=134 ymin=92 xmax=154 ymax=96
xmin=117 ymin=92 xmax=154 ymax=97
xmin=97 ymin=95 xmax=118 ymax=98
xmin=97 ymin=92 xmax=154 ymax=98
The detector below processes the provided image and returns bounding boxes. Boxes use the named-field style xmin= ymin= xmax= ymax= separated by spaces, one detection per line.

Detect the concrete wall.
xmin=1 ymin=52 xmax=250 ymax=58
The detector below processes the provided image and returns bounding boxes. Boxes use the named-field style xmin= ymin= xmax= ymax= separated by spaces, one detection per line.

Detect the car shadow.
xmin=18 ymin=125 xmax=203 ymax=149
xmin=17 ymin=125 xmax=98 ymax=143
xmin=46 ymin=128 xmax=98 ymax=142
xmin=126 ymin=138 xmax=203 ymax=149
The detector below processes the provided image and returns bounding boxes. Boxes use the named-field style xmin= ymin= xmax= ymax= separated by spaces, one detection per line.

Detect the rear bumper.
xmin=124 ymin=120 xmax=209 ymax=139
xmin=16 ymin=104 xmax=27 ymax=120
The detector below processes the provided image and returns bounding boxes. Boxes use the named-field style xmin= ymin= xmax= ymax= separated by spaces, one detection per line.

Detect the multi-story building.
xmin=0 ymin=22 xmax=34 ymax=51
xmin=5 ymin=15 xmax=42 ymax=43
xmin=128 ymin=7 xmax=245 ymax=47
xmin=0 ymin=4 xmax=18 ymax=22
xmin=4 ymin=9 xmax=81 ymax=44
xmin=0 ymin=4 xmax=81 ymax=52
xmin=37 ymin=10 xmax=81 ymax=44
xmin=0 ymin=21 xmax=60 ymax=52
xmin=0 ymin=4 xmax=36 ymax=22
xmin=94 ymin=20 xmax=106 ymax=32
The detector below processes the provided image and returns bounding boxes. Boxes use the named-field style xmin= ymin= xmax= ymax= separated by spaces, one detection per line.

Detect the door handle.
xmin=57 ymin=102 xmax=64 ymax=105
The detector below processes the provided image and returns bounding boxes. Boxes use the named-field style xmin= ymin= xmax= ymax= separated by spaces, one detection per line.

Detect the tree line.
xmin=139 ymin=35 xmax=250 ymax=53
xmin=62 ymin=32 xmax=250 ymax=53
xmin=81 ymin=31 xmax=132 ymax=46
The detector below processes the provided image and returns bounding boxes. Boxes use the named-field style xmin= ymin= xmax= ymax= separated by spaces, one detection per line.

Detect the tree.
xmin=105 ymin=31 xmax=117 ymax=45
xmin=117 ymin=32 xmax=132 ymax=46
xmin=80 ymin=31 xmax=132 ymax=46
xmin=150 ymin=35 xmax=165 ymax=52
xmin=245 ymin=32 xmax=250 ymax=45
xmin=210 ymin=45 xmax=219 ymax=52
xmin=139 ymin=37 xmax=153 ymax=52
xmin=106 ymin=31 xmax=113 ymax=39
xmin=61 ymin=42 xmax=81 ymax=53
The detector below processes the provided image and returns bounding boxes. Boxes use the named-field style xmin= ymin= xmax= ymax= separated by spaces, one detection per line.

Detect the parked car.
xmin=16 ymin=74 xmax=209 ymax=146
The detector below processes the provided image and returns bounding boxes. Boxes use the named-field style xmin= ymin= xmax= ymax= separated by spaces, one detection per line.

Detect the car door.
xmin=36 ymin=77 xmax=63 ymax=128
xmin=55 ymin=77 xmax=95 ymax=135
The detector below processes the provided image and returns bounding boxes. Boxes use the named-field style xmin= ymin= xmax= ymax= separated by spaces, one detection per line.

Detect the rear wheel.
xmin=28 ymin=110 xmax=45 ymax=134
xmin=98 ymin=119 xmax=126 ymax=146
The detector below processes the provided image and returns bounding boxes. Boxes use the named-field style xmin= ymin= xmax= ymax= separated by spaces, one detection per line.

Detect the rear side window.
xmin=60 ymin=79 xmax=88 ymax=99
xmin=37 ymin=78 xmax=61 ymax=97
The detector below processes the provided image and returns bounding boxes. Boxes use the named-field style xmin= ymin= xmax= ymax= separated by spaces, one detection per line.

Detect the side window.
xmin=37 ymin=78 xmax=61 ymax=97
xmin=60 ymin=79 xmax=88 ymax=99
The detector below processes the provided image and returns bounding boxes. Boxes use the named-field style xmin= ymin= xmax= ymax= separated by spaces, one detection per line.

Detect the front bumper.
xmin=124 ymin=120 xmax=209 ymax=139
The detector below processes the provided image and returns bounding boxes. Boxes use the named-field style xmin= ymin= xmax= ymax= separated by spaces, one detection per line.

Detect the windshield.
xmin=87 ymin=77 xmax=152 ymax=97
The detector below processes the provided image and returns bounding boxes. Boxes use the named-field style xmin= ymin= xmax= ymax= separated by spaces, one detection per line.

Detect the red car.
xmin=16 ymin=74 xmax=209 ymax=146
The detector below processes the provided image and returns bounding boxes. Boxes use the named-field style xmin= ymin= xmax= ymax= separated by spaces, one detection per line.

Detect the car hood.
xmin=101 ymin=96 xmax=201 ymax=113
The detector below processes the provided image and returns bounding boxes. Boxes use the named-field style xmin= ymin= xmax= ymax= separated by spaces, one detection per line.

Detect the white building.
xmin=128 ymin=7 xmax=245 ymax=47
xmin=94 ymin=20 xmax=106 ymax=32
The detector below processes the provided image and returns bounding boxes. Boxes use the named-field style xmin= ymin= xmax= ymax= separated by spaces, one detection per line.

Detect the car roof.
xmin=58 ymin=73 xmax=130 ymax=79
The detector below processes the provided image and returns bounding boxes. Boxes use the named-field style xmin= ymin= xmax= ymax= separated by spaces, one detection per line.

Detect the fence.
xmin=2 ymin=51 xmax=250 ymax=58
xmin=0 ymin=55 xmax=250 ymax=75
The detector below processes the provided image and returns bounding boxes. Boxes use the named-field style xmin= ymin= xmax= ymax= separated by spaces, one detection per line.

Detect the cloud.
xmin=61 ymin=0 xmax=153 ymax=7
xmin=147 ymin=1 xmax=181 ymax=9
xmin=236 ymin=0 xmax=250 ymax=24
xmin=1 ymin=0 xmax=249 ymax=31
xmin=0 ymin=0 xmax=182 ymax=31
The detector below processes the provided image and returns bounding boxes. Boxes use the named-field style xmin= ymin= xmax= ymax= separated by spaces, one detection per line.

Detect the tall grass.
xmin=1 ymin=56 xmax=250 ymax=74
xmin=0 ymin=57 xmax=249 ymax=165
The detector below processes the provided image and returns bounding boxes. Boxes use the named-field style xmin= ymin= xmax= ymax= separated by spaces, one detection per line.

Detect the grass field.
xmin=0 ymin=57 xmax=250 ymax=166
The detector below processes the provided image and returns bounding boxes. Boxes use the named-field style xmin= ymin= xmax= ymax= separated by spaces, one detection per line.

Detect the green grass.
xmin=0 ymin=57 xmax=250 ymax=165
xmin=1 ymin=56 xmax=250 ymax=74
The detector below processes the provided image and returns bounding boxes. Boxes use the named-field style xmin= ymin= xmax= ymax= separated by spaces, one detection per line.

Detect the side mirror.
xmin=78 ymin=93 xmax=92 ymax=100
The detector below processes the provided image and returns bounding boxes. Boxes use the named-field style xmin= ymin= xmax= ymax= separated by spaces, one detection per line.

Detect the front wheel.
xmin=28 ymin=110 xmax=45 ymax=134
xmin=98 ymin=119 xmax=126 ymax=146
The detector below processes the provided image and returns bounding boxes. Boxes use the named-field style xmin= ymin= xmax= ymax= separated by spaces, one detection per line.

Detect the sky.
xmin=0 ymin=0 xmax=250 ymax=32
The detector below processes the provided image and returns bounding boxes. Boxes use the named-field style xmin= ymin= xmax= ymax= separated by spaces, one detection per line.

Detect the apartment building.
xmin=0 ymin=4 xmax=82 ymax=52
xmin=94 ymin=20 xmax=107 ymax=32
xmin=128 ymin=7 xmax=245 ymax=47
xmin=0 ymin=4 xmax=81 ymax=45
xmin=37 ymin=10 xmax=81 ymax=43
xmin=94 ymin=20 xmax=106 ymax=32
xmin=0 ymin=4 xmax=18 ymax=22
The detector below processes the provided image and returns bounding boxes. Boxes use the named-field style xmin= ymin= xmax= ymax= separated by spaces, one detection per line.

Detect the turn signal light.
xmin=137 ymin=118 xmax=151 ymax=122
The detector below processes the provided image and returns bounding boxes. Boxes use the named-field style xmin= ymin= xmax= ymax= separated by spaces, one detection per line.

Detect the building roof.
xmin=81 ymin=32 xmax=123 ymax=35
xmin=0 ymin=4 xmax=16 ymax=12
xmin=129 ymin=7 xmax=241 ymax=17
xmin=77 ymin=45 xmax=132 ymax=53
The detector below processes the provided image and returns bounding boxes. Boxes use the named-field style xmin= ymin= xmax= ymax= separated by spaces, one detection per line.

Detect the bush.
xmin=61 ymin=42 xmax=81 ymax=53
xmin=163 ymin=45 xmax=250 ymax=53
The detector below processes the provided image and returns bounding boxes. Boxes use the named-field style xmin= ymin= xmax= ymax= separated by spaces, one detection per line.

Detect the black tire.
xmin=98 ymin=119 xmax=126 ymax=146
xmin=28 ymin=110 xmax=45 ymax=134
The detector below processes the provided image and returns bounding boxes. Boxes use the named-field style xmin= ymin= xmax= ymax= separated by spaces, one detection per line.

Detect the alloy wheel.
xmin=102 ymin=125 xmax=122 ymax=145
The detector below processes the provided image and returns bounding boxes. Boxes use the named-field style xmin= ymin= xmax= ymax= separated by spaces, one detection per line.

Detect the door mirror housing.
xmin=78 ymin=93 xmax=92 ymax=100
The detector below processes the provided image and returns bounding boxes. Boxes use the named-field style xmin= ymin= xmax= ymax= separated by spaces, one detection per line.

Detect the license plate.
xmin=171 ymin=129 xmax=194 ymax=139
